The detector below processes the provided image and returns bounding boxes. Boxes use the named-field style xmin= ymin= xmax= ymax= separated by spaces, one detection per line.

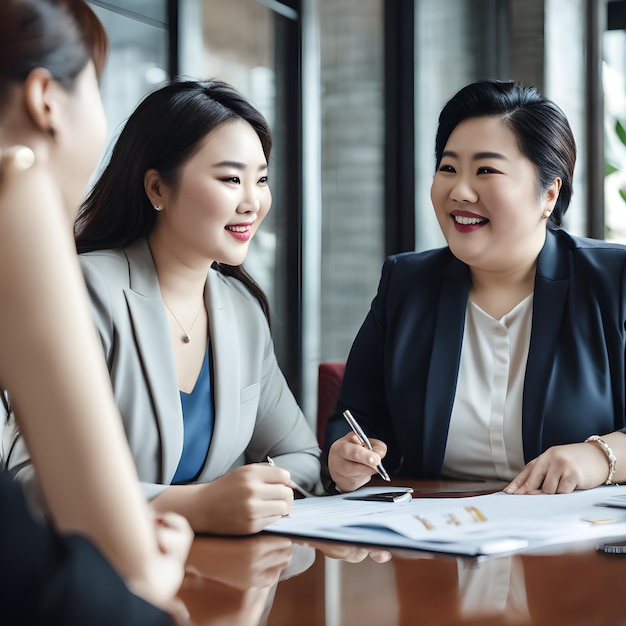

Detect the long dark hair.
xmin=0 ymin=0 xmax=108 ymax=110
xmin=435 ymin=79 xmax=576 ymax=229
xmin=76 ymin=79 xmax=272 ymax=322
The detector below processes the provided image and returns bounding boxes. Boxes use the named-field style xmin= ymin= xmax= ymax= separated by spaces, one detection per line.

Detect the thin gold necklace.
xmin=162 ymin=296 xmax=203 ymax=344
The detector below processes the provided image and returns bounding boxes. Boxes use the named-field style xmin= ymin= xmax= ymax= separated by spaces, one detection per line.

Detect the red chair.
xmin=316 ymin=361 xmax=346 ymax=449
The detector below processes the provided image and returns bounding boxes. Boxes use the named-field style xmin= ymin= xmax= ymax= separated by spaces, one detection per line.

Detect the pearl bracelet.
xmin=585 ymin=435 xmax=617 ymax=485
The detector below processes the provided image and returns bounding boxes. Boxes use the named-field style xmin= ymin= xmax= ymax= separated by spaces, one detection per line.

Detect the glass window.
xmin=604 ymin=29 xmax=626 ymax=242
xmin=88 ymin=1 xmax=169 ymax=172
xmin=319 ymin=0 xmax=385 ymax=362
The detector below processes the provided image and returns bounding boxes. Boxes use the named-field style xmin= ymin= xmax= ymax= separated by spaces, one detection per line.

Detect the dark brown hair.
xmin=0 ymin=0 xmax=108 ymax=111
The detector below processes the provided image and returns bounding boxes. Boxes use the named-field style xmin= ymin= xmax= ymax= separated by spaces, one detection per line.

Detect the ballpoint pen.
xmin=342 ymin=409 xmax=391 ymax=481
xmin=266 ymin=456 xmax=315 ymax=498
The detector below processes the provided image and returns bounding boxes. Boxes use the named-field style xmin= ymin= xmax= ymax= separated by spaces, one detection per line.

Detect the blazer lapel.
xmin=421 ymin=258 xmax=470 ymax=474
xmin=522 ymin=230 xmax=569 ymax=460
xmin=124 ymin=240 xmax=184 ymax=483
xmin=196 ymin=270 xmax=242 ymax=480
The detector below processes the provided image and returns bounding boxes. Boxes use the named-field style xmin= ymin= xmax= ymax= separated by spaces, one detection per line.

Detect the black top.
xmin=0 ymin=470 xmax=172 ymax=626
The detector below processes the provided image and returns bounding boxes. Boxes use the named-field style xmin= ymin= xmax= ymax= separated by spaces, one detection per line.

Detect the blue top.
xmin=172 ymin=345 xmax=214 ymax=484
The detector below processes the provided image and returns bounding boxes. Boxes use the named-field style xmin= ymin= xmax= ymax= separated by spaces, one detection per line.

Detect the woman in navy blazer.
xmin=326 ymin=79 xmax=626 ymax=495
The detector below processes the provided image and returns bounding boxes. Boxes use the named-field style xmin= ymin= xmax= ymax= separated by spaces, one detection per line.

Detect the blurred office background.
xmin=87 ymin=0 xmax=626 ymax=426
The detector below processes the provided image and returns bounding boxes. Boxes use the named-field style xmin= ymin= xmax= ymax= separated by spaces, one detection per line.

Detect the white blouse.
xmin=442 ymin=294 xmax=533 ymax=481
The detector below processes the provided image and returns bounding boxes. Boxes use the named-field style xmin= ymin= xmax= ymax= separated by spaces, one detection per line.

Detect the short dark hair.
xmin=434 ymin=79 xmax=576 ymax=228
xmin=0 ymin=0 xmax=108 ymax=110
xmin=76 ymin=78 xmax=273 ymax=321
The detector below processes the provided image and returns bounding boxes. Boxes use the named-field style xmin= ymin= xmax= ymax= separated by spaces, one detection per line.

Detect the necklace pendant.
xmin=161 ymin=295 xmax=202 ymax=345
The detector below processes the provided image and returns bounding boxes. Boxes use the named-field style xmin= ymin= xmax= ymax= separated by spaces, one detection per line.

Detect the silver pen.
xmin=342 ymin=410 xmax=391 ymax=481
xmin=266 ymin=456 xmax=315 ymax=498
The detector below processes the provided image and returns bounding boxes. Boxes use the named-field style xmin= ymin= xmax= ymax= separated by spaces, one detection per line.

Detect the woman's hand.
xmin=328 ymin=432 xmax=388 ymax=493
xmin=127 ymin=510 xmax=194 ymax=618
xmin=152 ymin=464 xmax=294 ymax=534
xmin=186 ymin=534 xmax=294 ymax=589
xmin=299 ymin=539 xmax=392 ymax=564
xmin=193 ymin=464 xmax=294 ymax=534
xmin=504 ymin=441 xmax=612 ymax=494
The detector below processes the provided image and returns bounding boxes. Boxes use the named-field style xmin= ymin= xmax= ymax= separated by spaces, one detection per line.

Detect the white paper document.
xmin=265 ymin=485 xmax=626 ymax=556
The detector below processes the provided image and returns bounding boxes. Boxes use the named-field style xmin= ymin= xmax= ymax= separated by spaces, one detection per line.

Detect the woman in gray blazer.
xmin=9 ymin=79 xmax=321 ymax=535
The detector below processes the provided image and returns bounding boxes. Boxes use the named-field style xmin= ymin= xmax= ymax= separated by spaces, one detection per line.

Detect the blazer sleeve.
xmin=0 ymin=472 xmax=172 ymax=626
xmin=79 ymin=255 xmax=116 ymax=365
xmin=232 ymin=285 xmax=321 ymax=491
xmin=248 ymin=347 xmax=321 ymax=491
xmin=2 ymin=407 xmax=46 ymax=512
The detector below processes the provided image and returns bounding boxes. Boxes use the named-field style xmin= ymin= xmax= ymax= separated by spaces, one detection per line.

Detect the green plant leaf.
xmin=605 ymin=162 xmax=619 ymax=177
xmin=616 ymin=119 xmax=626 ymax=147
xmin=619 ymin=187 xmax=626 ymax=203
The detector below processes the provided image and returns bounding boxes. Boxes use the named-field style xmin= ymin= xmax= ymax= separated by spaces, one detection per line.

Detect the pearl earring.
xmin=0 ymin=145 xmax=35 ymax=171
xmin=154 ymin=204 xmax=163 ymax=212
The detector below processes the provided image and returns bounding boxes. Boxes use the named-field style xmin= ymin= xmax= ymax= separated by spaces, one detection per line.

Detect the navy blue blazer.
xmin=325 ymin=229 xmax=626 ymax=479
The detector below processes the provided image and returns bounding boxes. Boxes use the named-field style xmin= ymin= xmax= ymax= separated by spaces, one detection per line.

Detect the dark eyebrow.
xmin=213 ymin=160 xmax=268 ymax=171
xmin=473 ymin=151 xmax=508 ymax=161
xmin=441 ymin=150 xmax=508 ymax=161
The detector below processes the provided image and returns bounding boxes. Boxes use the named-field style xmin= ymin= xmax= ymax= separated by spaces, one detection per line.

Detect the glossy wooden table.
xmin=179 ymin=480 xmax=626 ymax=625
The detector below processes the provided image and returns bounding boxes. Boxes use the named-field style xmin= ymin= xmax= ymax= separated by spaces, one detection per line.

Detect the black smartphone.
xmin=343 ymin=491 xmax=413 ymax=503
xmin=598 ymin=541 xmax=626 ymax=554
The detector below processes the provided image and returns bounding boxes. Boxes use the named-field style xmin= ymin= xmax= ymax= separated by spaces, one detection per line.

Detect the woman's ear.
xmin=23 ymin=68 xmax=59 ymax=137
xmin=144 ymin=169 xmax=166 ymax=208
xmin=545 ymin=177 xmax=562 ymax=211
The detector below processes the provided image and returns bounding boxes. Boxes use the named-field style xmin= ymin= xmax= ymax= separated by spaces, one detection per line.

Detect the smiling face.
xmin=430 ymin=116 xmax=560 ymax=275
xmin=149 ymin=118 xmax=271 ymax=267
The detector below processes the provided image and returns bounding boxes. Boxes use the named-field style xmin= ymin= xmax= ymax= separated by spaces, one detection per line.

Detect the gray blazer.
xmin=7 ymin=239 xmax=320 ymax=500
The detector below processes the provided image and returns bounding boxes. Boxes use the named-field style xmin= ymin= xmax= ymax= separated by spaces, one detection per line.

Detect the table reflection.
xmin=180 ymin=533 xmax=393 ymax=625
xmin=265 ymin=537 xmax=626 ymax=625
xmin=180 ymin=534 xmax=313 ymax=625
xmin=393 ymin=554 xmax=531 ymax=624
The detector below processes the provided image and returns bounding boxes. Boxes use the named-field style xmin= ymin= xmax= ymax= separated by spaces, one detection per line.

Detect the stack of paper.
xmin=265 ymin=485 xmax=626 ymax=556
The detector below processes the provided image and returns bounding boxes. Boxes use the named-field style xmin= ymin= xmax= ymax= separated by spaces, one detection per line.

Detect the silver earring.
xmin=154 ymin=204 xmax=163 ymax=212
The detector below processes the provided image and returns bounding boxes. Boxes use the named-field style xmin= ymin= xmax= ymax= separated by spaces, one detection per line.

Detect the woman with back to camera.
xmin=325 ymin=79 xmax=626 ymax=495
xmin=8 ymin=78 xmax=321 ymax=534
xmin=0 ymin=1 xmax=192 ymax=623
